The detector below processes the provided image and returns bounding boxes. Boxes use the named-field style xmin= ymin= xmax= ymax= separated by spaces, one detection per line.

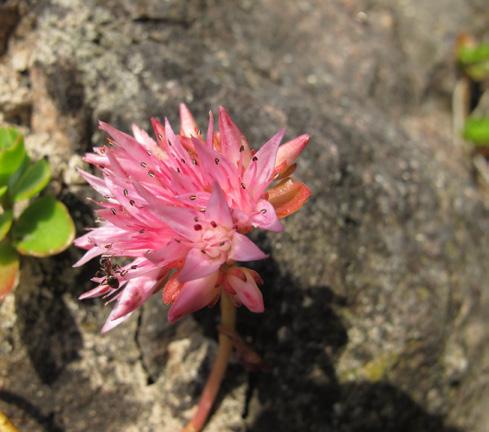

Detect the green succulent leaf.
xmin=0 ymin=128 xmax=26 ymax=187
xmin=10 ymin=159 xmax=51 ymax=202
xmin=0 ymin=185 xmax=7 ymax=199
xmin=0 ymin=241 xmax=19 ymax=300
xmin=458 ymin=43 xmax=489 ymax=65
xmin=12 ymin=196 xmax=75 ymax=257
xmin=463 ymin=117 xmax=489 ymax=147
xmin=0 ymin=209 xmax=13 ymax=241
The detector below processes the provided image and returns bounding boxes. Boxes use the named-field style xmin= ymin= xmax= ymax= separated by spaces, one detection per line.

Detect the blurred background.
xmin=0 ymin=0 xmax=488 ymax=431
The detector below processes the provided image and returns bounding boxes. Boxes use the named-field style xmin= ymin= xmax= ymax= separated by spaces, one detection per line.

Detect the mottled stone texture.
xmin=0 ymin=0 xmax=488 ymax=431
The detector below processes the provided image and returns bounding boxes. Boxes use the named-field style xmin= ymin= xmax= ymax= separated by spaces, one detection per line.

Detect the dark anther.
xmin=148 ymin=171 xmax=155 ymax=177
xmin=239 ymin=145 xmax=245 ymax=152
xmin=105 ymin=244 xmax=112 ymax=249
xmin=111 ymin=208 xmax=116 ymax=215
xmin=211 ymin=221 xmax=217 ymax=228
xmin=123 ymin=189 xmax=129 ymax=197
xmin=194 ymin=224 xmax=203 ymax=231
xmin=260 ymin=208 xmax=267 ymax=214
xmin=131 ymin=265 xmax=138 ymax=270
xmin=214 ymin=158 xmax=220 ymax=165
xmin=252 ymin=156 xmax=258 ymax=162
xmin=190 ymin=195 xmax=197 ymax=201
xmin=140 ymin=162 xmax=147 ymax=168
xmin=130 ymin=200 xmax=136 ymax=206
xmin=241 ymin=182 xmax=246 ymax=189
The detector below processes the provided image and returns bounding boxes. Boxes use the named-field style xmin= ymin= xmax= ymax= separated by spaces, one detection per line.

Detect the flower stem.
xmin=181 ymin=292 xmax=236 ymax=432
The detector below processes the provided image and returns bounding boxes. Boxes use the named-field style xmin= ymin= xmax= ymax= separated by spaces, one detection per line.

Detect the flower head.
xmin=75 ymin=105 xmax=310 ymax=332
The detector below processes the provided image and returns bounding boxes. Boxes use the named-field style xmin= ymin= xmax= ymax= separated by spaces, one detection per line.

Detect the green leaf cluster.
xmin=463 ymin=118 xmax=489 ymax=147
xmin=457 ymin=42 xmax=489 ymax=81
xmin=0 ymin=127 xmax=75 ymax=299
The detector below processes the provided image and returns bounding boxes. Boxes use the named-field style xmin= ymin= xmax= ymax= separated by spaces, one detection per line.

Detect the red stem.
xmin=181 ymin=292 xmax=236 ymax=432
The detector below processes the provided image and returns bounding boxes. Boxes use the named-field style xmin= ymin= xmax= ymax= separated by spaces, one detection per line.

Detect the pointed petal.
xmin=229 ymin=233 xmax=268 ymax=262
xmin=168 ymin=271 xmax=219 ymax=322
xmin=179 ymin=103 xmax=199 ymax=137
xmin=218 ymin=106 xmax=250 ymax=165
xmin=226 ymin=271 xmax=264 ymax=313
xmin=244 ymin=129 xmax=285 ymax=199
xmin=179 ymin=247 xmax=223 ymax=283
xmin=275 ymin=134 xmax=309 ymax=172
xmin=206 ymin=111 xmax=215 ymax=148
xmin=207 ymin=183 xmax=233 ymax=227
xmin=267 ymin=179 xmax=311 ymax=218
xmin=73 ymin=246 xmax=103 ymax=267
xmin=105 ymin=271 xmax=161 ymax=326
xmin=251 ymin=200 xmax=284 ymax=232
xmin=101 ymin=310 xmax=133 ymax=333
xmin=79 ymin=284 xmax=112 ymax=300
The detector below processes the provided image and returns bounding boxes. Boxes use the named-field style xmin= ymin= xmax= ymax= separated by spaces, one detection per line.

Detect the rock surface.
xmin=0 ymin=0 xmax=488 ymax=431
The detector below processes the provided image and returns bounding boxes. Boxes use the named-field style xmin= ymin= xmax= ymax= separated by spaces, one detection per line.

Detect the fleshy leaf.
xmin=9 ymin=159 xmax=51 ymax=202
xmin=267 ymin=179 xmax=311 ymax=218
xmin=463 ymin=118 xmax=489 ymax=147
xmin=0 ymin=210 xmax=13 ymax=241
xmin=458 ymin=43 xmax=489 ymax=66
xmin=12 ymin=196 xmax=75 ymax=257
xmin=0 ymin=128 xmax=26 ymax=187
xmin=0 ymin=241 xmax=19 ymax=300
xmin=0 ymin=185 xmax=7 ymax=199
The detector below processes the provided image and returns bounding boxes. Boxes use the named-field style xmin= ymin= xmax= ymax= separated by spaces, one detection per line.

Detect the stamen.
xmin=148 ymin=170 xmax=155 ymax=177
xmin=140 ymin=162 xmax=147 ymax=168
xmin=123 ymin=189 xmax=129 ymax=197
xmin=131 ymin=265 xmax=138 ymax=269
xmin=105 ymin=244 xmax=112 ymax=249
xmin=239 ymin=145 xmax=244 ymax=152
xmin=129 ymin=200 xmax=136 ymax=206
xmin=190 ymin=195 xmax=197 ymax=201
xmin=194 ymin=224 xmax=202 ymax=231
xmin=252 ymin=156 xmax=258 ymax=162
xmin=111 ymin=208 xmax=117 ymax=215
xmin=210 ymin=221 xmax=217 ymax=228
xmin=241 ymin=182 xmax=246 ymax=189
xmin=214 ymin=158 xmax=220 ymax=165
xmin=157 ymin=133 xmax=163 ymax=139
xmin=260 ymin=208 xmax=267 ymax=214
xmin=139 ymin=229 xmax=145 ymax=234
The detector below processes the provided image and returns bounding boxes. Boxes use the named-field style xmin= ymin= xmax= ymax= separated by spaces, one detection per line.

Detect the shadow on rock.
xmin=15 ymin=250 xmax=83 ymax=385
xmin=196 ymin=249 xmax=461 ymax=432
xmin=0 ymin=390 xmax=63 ymax=432
xmin=13 ymin=191 xmax=93 ymax=385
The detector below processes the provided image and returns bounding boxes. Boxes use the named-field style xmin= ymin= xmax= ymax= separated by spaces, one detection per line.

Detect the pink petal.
xmin=218 ymin=106 xmax=250 ymax=165
xmin=102 ymin=271 xmax=161 ymax=332
xmin=207 ymin=183 xmax=233 ymax=227
xmin=229 ymin=233 xmax=268 ymax=262
xmin=101 ymin=312 xmax=133 ymax=333
xmin=179 ymin=103 xmax=199 ymax=137
xmin=275 ymin=134 xmax=309 ymax=170
xmin=179 ymin=248 xmax=223 ymax=283
xmin=73 ymin=246 xmax=103 ymax=267
xmin=251 ymin=200 xmax=284 ymax=232
xmin=168 ymin=271 xmax=219 ymax=322
xmin=206 ymin=111 xmax=215 ymax=148
xmin=226 ymin=272 xmax=264 ymax=313
xmin=79 ymin=284 xmax=112 ymax=300
xmin=244 ymin=129 xmax=285 ymax=199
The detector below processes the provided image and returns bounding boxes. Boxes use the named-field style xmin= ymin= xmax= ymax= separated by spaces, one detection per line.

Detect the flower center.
xmin=200 ymin=225 xmax=233 ymax=260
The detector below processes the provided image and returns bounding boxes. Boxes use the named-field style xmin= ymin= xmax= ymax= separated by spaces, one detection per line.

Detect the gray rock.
xmin=0 ymin=0 xmax=488 ymax=431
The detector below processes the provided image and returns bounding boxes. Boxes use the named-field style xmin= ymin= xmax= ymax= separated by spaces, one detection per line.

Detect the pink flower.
xmin=75 ymin=105 xmax=310 ymax=332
